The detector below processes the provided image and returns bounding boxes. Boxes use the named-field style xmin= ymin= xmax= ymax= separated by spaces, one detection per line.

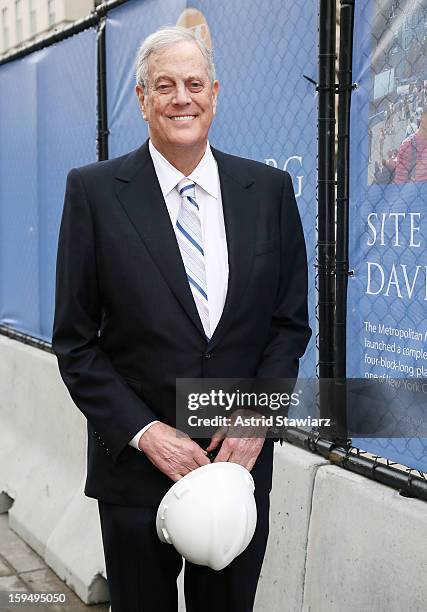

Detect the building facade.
xmin=0 ymin=0 xmax=96 ymax=58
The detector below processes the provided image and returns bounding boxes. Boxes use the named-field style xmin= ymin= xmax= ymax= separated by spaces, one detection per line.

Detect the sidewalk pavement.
xmin=0 ymin=514 xmax=109 ymax=612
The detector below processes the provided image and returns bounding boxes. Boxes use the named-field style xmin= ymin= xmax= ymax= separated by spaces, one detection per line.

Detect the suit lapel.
xmin=209 ymin=149 xmax=258 ymax=350
xmin=114 ymin=142 xmax=259 ymax=347
xmin=114 ymin=142 xmax=206 ymax=339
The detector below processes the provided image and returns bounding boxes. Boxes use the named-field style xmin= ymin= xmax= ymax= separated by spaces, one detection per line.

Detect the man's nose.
xmin=172 ymin=82 xmax=191 ymax=105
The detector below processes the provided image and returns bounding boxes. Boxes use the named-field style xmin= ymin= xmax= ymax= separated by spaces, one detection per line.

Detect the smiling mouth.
xmin=169 ymin=115 xmax=197 ymax=121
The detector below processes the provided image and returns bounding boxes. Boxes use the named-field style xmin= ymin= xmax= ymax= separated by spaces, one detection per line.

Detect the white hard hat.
xmin=156 ymin=462 xmax=257 ymax=571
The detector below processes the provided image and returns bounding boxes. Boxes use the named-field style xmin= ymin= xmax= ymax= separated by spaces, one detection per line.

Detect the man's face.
xmin=136 ymin=40 xmax=219 ymax=155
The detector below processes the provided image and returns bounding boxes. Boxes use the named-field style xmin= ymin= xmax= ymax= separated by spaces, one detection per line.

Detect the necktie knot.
xmin=177 ymin=178 xmax=196 ymax=200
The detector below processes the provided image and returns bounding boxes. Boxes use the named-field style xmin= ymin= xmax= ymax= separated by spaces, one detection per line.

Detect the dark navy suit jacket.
xmin=52 ymin=141 xmax=311 ymax=506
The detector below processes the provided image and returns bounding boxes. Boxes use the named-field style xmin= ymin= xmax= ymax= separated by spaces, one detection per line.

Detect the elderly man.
xmin=53 ymin=26 xmax=310 ymax=612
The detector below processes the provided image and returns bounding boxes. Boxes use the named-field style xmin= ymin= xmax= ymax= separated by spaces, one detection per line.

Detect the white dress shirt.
xmin=129 ymin=139 xmax=229 ymax=451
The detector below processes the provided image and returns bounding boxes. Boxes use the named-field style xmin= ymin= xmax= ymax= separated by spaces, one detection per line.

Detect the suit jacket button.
xmin=204 ymin=353 xmax=212 ymax=359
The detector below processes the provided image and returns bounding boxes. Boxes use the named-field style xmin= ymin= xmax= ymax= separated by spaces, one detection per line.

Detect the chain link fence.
xmin=348 ymin=0 xmax=427 ymax=473
xmin=0 ymin=0 xmax=425 ymax=487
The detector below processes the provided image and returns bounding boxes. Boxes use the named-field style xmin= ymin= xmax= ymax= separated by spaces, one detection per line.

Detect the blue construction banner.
xmin=106 ymin=0 xmax=318 ymax=377
xmin=348 ymin=0 xmax=427 ymax=471
xmin=0 ymin=29 xmax=97 ymax=341
xmin=0 ymin=58 xmax=39 ymax=336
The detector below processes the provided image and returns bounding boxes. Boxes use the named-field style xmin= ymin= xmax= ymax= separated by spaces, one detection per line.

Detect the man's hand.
xmin=206 ymin=409 xmax=268 ymax=471
xmin=138 ymin=422 xmax=210 ymax=481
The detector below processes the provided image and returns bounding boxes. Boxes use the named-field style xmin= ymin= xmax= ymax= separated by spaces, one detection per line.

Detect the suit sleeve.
xmin=52 ymin=168 xmax=158 ymax=463
xmin=255 ymin=171 xmax=312 ymax=380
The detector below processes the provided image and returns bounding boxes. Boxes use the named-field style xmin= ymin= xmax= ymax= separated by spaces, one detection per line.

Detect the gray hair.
xmin=135 ymin=26 xmax=216 ymax=93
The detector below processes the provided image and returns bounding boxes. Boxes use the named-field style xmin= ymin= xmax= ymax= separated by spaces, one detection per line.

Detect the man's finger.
xmin=206 ymin=439 xmax=221 ymax=453
xmin=213 ymin=444 xmax=233 ymax=463
xmin=228 ymin=453 xmax=251 ymax=469
xmin=193 ymin=449 xmax=211 ymax=467
xmin=206 ymin=437 xmax=220 ymax=452
xmin=246 ymin=458 xmax=257 ymax=471
xmin=206 ymin=427 xmax=227 ymax=452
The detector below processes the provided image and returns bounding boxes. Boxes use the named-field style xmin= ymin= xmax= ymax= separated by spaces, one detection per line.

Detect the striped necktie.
xmin=176 ymin=178 xmax=210 ymax=339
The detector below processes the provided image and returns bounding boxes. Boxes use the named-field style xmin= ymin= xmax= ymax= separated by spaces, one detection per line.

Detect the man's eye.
xmin=157 ymin=84 xmax=172 ymax=92
xmin=190 ymin=82 xmax=203 ymax=91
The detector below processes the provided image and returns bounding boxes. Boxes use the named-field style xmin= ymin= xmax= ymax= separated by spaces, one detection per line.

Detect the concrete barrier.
xmin=0 ymin=335 xmax=108 ymax=604
xmin=303 ymin=465 xmax=427 ymax=612
xmin=255 ymin=443 xmax=328 ymax=612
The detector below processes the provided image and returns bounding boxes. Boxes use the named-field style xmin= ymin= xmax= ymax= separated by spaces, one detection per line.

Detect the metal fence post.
xmin=335 ymin=0 xmax=354 ymax=380
xmin=97 ymin=14 xmax=109 ymax=161
xmin=332 ymin=0 xmax=355 ymax=445
xmin=317 ymin=0 xmax=338 ymax=440
xmin=317 ymin=0 xmax=336 ymax=379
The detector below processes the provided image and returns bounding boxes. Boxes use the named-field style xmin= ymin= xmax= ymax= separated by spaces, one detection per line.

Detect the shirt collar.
xmin=148 ymin=139 xmax=219 ymax=199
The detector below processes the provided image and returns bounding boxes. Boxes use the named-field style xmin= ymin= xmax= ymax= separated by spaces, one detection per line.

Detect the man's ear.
xmin=135 ymin=85 xmax=147 ymax=120
xmin=212 ymin=80 xmax=219 ymax=115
